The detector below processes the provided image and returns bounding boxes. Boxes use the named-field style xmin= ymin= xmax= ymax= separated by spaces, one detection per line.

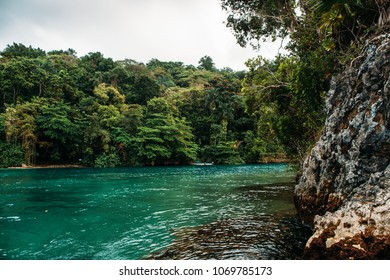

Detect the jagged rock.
xmin=295 ymin=34 xmax=390 ymax=259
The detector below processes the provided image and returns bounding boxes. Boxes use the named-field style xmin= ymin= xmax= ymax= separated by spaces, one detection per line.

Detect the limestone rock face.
xmin=294 ymin=34 xmax=390 ymax=259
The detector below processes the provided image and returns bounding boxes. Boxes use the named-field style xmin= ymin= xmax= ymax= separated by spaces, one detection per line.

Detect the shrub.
xmin=0 ymin=142 xmax=24 ymax=168
xmin=94 ymin=152 xmax=121 ymax=168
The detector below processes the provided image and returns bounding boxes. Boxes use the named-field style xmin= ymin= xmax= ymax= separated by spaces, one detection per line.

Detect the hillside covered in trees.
xmin=0 ymin=43 xmax=307 ymax=168
xmin=3 ymin=0 xmax=387 ymax=169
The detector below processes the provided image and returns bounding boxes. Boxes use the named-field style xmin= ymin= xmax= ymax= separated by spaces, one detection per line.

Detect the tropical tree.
xmin=198 ymin=55 xmax=216 ymax=71
xmin=77 ymin=52 xmax=116 ymax=95
xmin=220 ymin=0 xmax=302 ymax=48
xmin=135 ymin=97 xmax=198 ymax=164
xmin=45 ymin=52 xmax=82 ymax=103
xmin=93 ymin=83 xmax=126 ymax=108
xmin=241 ymin=53 xmax=333 ymax=162
xmin=2 ymin=99 xmax=42 ymax=165
xmin=0 ymin=43 xmax=46 ymax=59
xmin=221 ymin=0 xmax=389 ymax=52
xmin=312 ymin=0 xmax=379 ymax=50
xmin=125 ymin=75 xmax=161 ymax=105
xmin=0 ymin=58 xmax=39 ymax=105
xmin=36 ymin=100 xmax=82 ymax=161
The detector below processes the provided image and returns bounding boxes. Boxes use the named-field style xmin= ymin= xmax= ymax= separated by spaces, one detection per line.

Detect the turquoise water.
xmin=0 ymin=164 xmax=296 ymax=260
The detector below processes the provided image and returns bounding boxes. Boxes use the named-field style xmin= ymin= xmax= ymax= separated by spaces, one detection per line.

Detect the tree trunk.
xmin=378 ymin=6 xmax=390 ymax=26
xmin=13 ymin=86 xmax=17 ymax=105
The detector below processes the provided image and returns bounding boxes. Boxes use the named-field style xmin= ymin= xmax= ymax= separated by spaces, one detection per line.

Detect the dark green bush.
xmin=0 ymin=142 xmax=24 ymax=168
xmin=94 ymin=152 xmax=121 ymax=168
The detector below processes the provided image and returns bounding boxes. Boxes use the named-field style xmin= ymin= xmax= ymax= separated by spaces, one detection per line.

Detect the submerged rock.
xmin=295 ymin=33 xmax=390 ymax=259
xmin=146 ymin=213 xmax=311 ymax=260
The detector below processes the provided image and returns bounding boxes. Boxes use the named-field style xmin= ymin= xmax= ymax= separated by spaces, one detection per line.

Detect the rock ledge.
xmin=295 ymin=34 xmax=390 ymax=259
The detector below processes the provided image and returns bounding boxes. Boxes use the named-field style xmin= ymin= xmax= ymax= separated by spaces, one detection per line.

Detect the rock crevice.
xmin=295 ymin=34 xmax=390 ymax=259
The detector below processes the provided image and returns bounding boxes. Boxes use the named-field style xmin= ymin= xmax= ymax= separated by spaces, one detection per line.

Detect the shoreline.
xmin=8 ymin=164 xmax=85 ymax=169
xmin=6 ymin=162 xmax=294 ymax=169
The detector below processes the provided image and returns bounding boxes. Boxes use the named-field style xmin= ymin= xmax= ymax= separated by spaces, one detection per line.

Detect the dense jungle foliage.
xmin=1 ymin=0 xmax=388 ymax=168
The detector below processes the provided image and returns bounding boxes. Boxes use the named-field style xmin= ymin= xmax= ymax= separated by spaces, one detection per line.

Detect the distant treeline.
xmin=0 ymin=43 xmax=321 ymax=167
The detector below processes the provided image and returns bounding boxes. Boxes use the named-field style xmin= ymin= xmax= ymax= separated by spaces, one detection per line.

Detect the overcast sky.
xmin=0 ymin=0 xmax=283 ymax=70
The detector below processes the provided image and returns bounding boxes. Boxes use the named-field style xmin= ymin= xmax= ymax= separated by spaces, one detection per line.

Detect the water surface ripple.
xmin=0 ymin=164 xmax=306 ymax=259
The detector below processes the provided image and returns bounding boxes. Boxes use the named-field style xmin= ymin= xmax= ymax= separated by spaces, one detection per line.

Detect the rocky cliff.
xmin=294 ymin=33 xmax=390 ymax=259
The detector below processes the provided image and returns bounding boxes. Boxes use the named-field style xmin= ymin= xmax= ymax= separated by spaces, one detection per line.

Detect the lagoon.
xmin=0 ymin=164 xmax=307 ymax=259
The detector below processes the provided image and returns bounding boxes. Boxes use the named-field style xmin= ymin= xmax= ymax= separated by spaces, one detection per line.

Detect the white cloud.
xmin=0 ymin=0 xmax=284 ymax=70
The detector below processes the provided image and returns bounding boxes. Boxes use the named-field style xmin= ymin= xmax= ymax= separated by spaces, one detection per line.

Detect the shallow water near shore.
xmin=0 ymin=164 xmax=308 ymax=260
